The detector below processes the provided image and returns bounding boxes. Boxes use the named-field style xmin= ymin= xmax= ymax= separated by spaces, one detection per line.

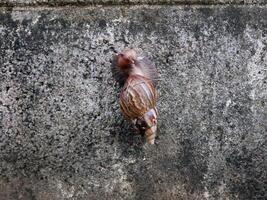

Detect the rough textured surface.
xmin=0 ymin=5 xmax=266 ymax=200
xmin=0 ymin=0 xmax=267 ymax=6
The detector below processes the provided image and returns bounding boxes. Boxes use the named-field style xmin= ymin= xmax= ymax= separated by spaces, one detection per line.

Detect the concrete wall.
xmin=0 ymin=1 xmax=266 ymax=199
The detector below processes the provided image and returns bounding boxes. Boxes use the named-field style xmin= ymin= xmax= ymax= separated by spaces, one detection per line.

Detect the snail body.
xmin=113 ymin=49 xmax=159 ymax=144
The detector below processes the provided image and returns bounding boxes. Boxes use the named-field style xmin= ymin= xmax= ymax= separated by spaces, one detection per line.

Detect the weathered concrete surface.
xmin=0 ymin=5 xmax=266 ymax=200
xmin=1 ymin=0 xmax=267 ymax=6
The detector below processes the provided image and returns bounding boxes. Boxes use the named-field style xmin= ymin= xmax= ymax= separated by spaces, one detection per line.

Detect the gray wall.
xmin=1 ymin=0 xmax=266 ymax=6
xmin=0 ymin=1 xmax=266 ymax=199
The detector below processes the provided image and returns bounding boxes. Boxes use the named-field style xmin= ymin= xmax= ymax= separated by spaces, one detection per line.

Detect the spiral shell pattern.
xmin=119 ymin=75 xmax=157 ymax=120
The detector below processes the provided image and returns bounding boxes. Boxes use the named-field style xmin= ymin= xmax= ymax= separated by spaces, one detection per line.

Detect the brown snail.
xmin=112 ymin=49 xmax=159 ymax=144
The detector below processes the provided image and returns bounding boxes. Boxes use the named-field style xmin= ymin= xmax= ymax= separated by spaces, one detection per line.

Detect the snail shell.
xmin=119 ymin=75 xmax=158 ymax=144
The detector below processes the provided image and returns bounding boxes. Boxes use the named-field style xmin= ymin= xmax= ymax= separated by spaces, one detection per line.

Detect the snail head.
xmin=117 ymin=49 xmax=137 ymax=70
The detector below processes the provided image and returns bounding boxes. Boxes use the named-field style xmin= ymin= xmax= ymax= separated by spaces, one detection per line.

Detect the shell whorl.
xmin=119 ymin=75 xmax=157 ymax=120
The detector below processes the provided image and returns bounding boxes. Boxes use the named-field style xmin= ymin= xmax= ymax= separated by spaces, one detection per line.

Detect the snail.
xmin=112 ymin=49 xmax=159 ymax=144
